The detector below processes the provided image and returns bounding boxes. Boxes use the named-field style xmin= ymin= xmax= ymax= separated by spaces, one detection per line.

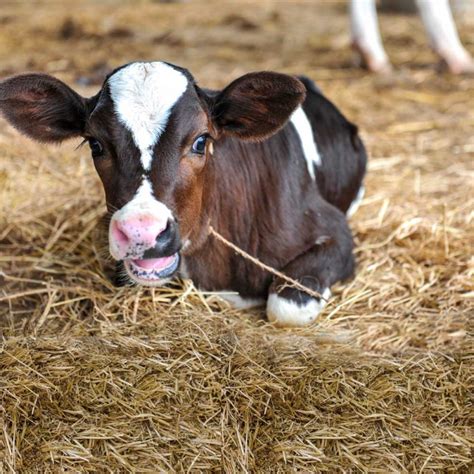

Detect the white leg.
xmin=416 ymin=0 xmax=474 ymax=74
xmin=267 ymin=289 xmax=331 ymax=327
xmin=217 ymin=292 xmax=265 ymax=310
xmin=350 ymin=0 xmax=392 ymax=73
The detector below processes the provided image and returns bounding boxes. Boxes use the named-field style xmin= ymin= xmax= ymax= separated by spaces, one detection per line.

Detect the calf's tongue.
xmin=132 ymin=255 xmax=175 ymax=271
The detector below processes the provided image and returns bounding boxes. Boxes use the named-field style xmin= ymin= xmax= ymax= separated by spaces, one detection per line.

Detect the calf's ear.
xmin=0 ymin=73 xmax=87 ymax=143
xmin=211 ymin=71 xmax=306 ymax=141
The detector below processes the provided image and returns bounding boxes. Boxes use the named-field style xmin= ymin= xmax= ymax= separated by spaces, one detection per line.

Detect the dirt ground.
xmin=0 ymin=0 xmax=473 ymax=472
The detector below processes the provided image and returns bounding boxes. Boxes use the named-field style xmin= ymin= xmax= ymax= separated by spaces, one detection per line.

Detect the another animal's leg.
xmin=266 ymin=212 xmax=355 ymax=327
xmin=350 ymin=0 xmax=392 ymax=73
xmin=415 ymin=0 xmax=474 ymax=74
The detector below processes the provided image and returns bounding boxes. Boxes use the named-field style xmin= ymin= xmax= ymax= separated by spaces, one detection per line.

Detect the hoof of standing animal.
xmin=437 ymin=50 xmax=474 ymax=75
xmin=352 ymin=41 xmax=393 ymax=75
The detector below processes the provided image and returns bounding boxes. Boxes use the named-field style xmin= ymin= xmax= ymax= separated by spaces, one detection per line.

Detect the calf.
xmin=0 ymin=62 xmax=366 ymax=326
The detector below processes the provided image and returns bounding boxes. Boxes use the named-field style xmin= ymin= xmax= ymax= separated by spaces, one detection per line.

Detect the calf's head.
xmin=0 ymin=61 xmax=305 ymax=285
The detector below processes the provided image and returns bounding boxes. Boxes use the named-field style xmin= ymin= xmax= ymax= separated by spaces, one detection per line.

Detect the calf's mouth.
xmin=109 ymin=217 xmax=182 ymax=286
xmin=123 ymin=253 xmax=180 ymax=286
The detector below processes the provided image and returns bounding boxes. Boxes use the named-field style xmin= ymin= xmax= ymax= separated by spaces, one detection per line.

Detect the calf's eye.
xmin=191 ymin=135 xmax=208 ymax=155
xmin=88 ymin=138 xmax=104 ymax=158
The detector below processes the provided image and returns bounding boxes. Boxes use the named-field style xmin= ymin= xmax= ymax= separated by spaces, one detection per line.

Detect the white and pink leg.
xmin=416 ymin=0 xmax=474 ymax=74
xmin=350 ymin=0 xmax=392 ymax=73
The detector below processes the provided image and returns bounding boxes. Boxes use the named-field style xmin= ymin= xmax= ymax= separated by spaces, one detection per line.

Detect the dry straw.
xmin=1 ymin=1 xmax=473 ymax=471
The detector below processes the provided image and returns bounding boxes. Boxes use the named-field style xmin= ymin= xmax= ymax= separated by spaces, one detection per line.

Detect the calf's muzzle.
xmin=110 ymin=214 xmax=180 ymax=261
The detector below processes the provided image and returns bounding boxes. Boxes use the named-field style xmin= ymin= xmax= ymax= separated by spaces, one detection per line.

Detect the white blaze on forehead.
xmin=290 ymin=106 xmax=322 ymax=180
xmin=108 ymin=61 xmax=188 ymax=171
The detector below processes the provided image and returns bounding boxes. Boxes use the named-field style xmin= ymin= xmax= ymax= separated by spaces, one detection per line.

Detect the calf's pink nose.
xmin=110 ymin=216 xmax=167 ymax=259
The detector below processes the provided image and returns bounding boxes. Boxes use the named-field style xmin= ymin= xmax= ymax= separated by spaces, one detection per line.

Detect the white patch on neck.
xmin=108 ymin=61 xmax=188 ymax=171
xmin=290 ymin=106 xmax=322 ymax=180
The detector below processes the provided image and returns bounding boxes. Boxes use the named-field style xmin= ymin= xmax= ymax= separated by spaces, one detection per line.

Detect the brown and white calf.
xmin=0 ymin=61 xmax=366 ymax=326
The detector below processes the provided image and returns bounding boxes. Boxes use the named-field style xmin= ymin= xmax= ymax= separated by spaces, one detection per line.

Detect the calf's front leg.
xmin=266 ymin=213 xmax=355 ymax=327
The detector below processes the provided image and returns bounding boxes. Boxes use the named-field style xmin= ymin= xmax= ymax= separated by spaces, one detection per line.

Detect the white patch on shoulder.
xmin=267 ymin=288 xmax=331 ymax=327
xmin=290 ymin=106 xmax=322 ymax=180
xmin=346 ymin=185 xmax=365 ymax=218
xmin=108 ymin=61 xmax=188 ymax=171
xmin=109 ymin=178 xmax=173 ymax=259
xmin=217 ymin=292 xmax=265 ymax=310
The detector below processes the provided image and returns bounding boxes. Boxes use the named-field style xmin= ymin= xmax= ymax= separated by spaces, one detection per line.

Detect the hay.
xmin=1 ymin=1 xmax=473 ymax=471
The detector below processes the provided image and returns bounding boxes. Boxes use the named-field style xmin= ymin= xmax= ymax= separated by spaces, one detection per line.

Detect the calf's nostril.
xmin=155 ymin=219 xmax=173 ymax=242
xmin=112 ymin=221 xmax=131 ymax=246
xmin=142 ymin=218 xmax=180 ymax=260
xmin=111 ymin=216 xmax=175 ymax=260
xmin=117 ymin=228 xmax=130 ymax=244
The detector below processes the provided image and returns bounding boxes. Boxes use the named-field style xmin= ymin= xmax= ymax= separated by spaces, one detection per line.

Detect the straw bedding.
xmin=0 ymin=1 xmax=472 ymax=471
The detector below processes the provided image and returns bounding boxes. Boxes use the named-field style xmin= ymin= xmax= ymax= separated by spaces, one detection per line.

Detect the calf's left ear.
xmin=0 ymin=73 xmax=88 ymax=143
xmin=211 ymin=72 xmax=306 ymax=141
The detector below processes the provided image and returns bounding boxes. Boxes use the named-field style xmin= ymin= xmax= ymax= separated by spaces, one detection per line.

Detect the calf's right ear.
xmin=0 ymin=73 xmax=88 ymax=143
